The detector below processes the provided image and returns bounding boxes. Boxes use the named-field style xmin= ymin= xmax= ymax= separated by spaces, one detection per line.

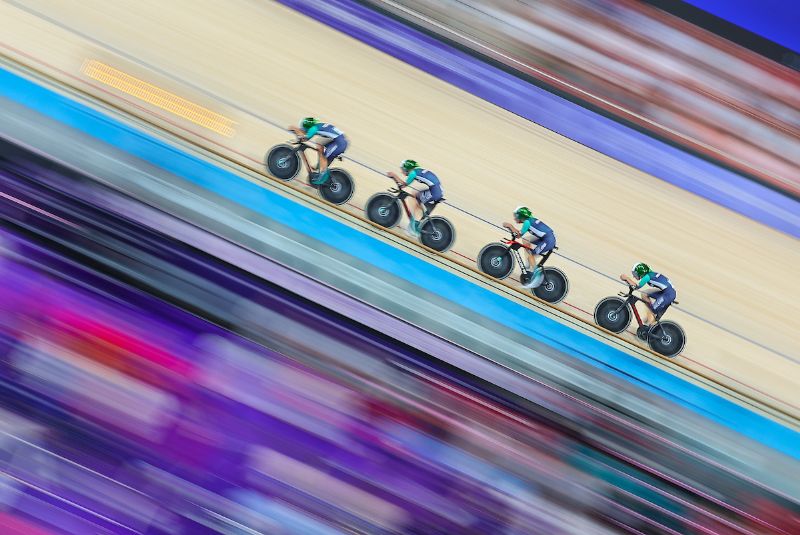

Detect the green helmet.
xmin=631 ymin=262 xmax=651 ymax=279
xmin=300 ymin=117 xmax=319 ymax=130
xmin=401 ymin=159 xmax=420 ymax=171
xmin=513 ymin=206 xmax=532 ymax=221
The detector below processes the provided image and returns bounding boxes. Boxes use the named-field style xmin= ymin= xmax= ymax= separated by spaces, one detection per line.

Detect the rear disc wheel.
xmin=532 ymin=267 xmax=569 ymax=303
xmin=647 ymin=321 xmax=686 ymax=358
xmin=318 ymin=169 xmax=355 ymax=205
xmin=419 ymin=216 xmax=455 ymax=252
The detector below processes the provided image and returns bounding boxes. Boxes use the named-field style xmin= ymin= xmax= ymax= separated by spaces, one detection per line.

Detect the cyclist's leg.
xmin=531 ymin=234 xmax=555 ymax=268
xmin=641 ymin=288 xmax=662 ymax=325
xmin=518 ymin=236 xmax=537 ymax=269
xmin=413 ymin=189 xmax=433 ymax=221
xmin=323 ymin=136 xmax=347 ymax=168
xmin=315 ymin=136 xmax=347 ymax=184
xmin=314 ymin=143 xmax=327 ymax=172
xmin=519 ymin=236 xmax=547 ymax=287
xmin=649 ymin=287 xmax=676 ymax=322
xmin=422 ymin=185 xmax=443 ymax=217
xmin=308 ymin=144 xmax=327 ymax=184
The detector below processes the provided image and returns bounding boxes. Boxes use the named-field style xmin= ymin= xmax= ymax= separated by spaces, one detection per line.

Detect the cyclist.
xmin=387 ymin=159 xmax=443 ymax=236
xmin=289 ymin=117 xmax=348 ymax=185
xmin=503 ymin=206 xmax=556 ymax=287
xmin=620 ymin=263 xmax=676 ymax=325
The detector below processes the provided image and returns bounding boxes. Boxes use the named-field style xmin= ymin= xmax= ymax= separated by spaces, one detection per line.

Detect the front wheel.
xmin=647 ymin=321 xmax=686 ymax=358
xmin=594 ymin=297 xmax=631 ymax=333
xmin=477 ymin=243 xmax=514 ymax=279
xmin=318 ymin=169 xmax=355 ymax=205
xmin=532 ymin=267 xmax=569 ymax=303
xmin=419 ymin=216 xmax=455 ymax=252
xmin=366 ymin=193 xmax=402 ymax=228
xmin=266 ymin=144 xmax=301 ymax=181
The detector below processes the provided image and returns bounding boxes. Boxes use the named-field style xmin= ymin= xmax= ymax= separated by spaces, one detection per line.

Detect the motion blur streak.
xmin=0 ymin=191 xmax=79 ymax=228
xmin=81 ymin=60 xmax=237 ymax=137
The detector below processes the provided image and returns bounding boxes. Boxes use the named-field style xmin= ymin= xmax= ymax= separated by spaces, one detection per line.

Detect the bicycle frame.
xmin=291 ymin=138 xmax=344 ymax=176
xmin=501 ymin=234 xmax=555 ymax=273
xmin=389 ymin=186 xmax=440 ymax=220
xmin=394 ymin=188 xmax=413 ymax=219
xmin=616 ymin=288 xmax=669 ymax=327
xmin=629 ymin=295 xmax=646 ymax=328
xmin=291 ymin=140 xmax=321 ymax=175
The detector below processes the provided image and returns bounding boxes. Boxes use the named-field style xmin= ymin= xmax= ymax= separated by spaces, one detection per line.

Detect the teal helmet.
xmin=631 ymin=262 xmax=651 ymax=279
xmin=300 ymin=117 xmax=319 ymax=130
xmin=401 ymin=159 xmax=420 ymax=172
xmin=513 ymin=206 xmax=532 ymax=221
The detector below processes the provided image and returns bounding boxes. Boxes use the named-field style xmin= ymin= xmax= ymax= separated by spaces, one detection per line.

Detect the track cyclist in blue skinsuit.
xmin=289 ymin=117 xmax=348 ymax=185
xmin=621 ymin=263 xmax=677 ymax=326
xmin=387 ymin=159 xmax=444 ymax=237
xmin=503 ymin=206 xmax=556 ymax=288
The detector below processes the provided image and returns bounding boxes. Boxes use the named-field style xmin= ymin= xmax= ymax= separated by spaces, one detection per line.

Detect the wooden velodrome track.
xmin=2 ymin=0 xmax=798 ymax=424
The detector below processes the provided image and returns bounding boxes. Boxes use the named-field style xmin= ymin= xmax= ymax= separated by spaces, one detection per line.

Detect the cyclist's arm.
xmin=387 ymin=171 xmax=404 ymax=187
xmin=404 ymin=169 xmax=418 ymax=187
xmin=312 ymin=128 xmax=339 ymax=147
xmin=520 ymin=219 xmax=539 ymax=241
xmin=503 ymin=219 xmax=530 ymax=239
xmin=302 ymin=125 xmax=327 ymax=147
xmin=636 ymin=273 xmax=652 ymax=289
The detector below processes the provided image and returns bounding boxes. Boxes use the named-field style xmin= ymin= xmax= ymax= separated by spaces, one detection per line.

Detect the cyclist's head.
xmin=400 ymin=159 xmax=419 ymax=175
xmin=513 ymin=206 xmax=532 ymax=223
xmin=631 ymin=262 xmax=651 ymax=280
xmin=300 ymin=117 xmax=319 ymax=130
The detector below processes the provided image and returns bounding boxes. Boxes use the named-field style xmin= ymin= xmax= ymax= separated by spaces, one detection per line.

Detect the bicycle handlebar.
xmin=618 ymin=285 xmax=638 ymax=297
xmin=502 ymin=226 xmax=523 ymax=241
xmin=286 ymin=133 xmax=322 ymax=150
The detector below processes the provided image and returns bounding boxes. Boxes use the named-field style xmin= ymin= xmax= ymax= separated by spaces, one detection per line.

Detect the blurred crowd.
xmin=2 ymin=141 xmax=799 ymax=533
xmin=0 ymin=237 xmax=597 ymax=533
xmin=2 ymin=235 xmax=797 ymax=533
xmin=383 ymin=0 xmax=800 ymax=196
